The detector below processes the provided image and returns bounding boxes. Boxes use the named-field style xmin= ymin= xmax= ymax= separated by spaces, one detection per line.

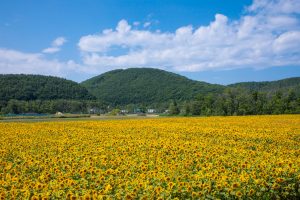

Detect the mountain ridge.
xmin=80 ymin=68 xmax=225 ymax=105
xmin=1 ymin=69 xmax=300 ymax=105
xmin=228 ymin=77 xmax=300 ymax=92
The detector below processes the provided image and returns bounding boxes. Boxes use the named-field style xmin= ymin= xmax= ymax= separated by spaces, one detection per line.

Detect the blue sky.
xmin=0 ymin=0 xmax=299 ymax=84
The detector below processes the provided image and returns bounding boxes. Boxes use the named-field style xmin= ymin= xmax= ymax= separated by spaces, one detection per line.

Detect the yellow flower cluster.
xmin=0 ymin=115 xmax=300 ymax=199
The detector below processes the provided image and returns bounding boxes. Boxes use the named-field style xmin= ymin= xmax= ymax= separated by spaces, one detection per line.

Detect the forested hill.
xmin=1 ymin=70 xmax=300 ymax=115
xmin=81 ymin=68 xmax=225 ymax=105
xmin=1 ymin=70 xmax=300 ymax=107
xmin=228 ymin=77 xmax=300 ymax=94
xmin=0 ymin=74 xmax=95 ymax=101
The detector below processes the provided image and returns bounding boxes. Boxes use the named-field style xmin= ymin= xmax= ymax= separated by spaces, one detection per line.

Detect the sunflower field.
xmin=0 ymin=115 xmax=300 ymax=199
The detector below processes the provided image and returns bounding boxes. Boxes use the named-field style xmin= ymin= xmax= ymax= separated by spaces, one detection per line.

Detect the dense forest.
xmin=0 ymin=100 xmax=107 ymax=115
xmin=81 ymin=68 xmax=224 ymax=105
xmin=0 ymin=74 xmax=101 ymax=114
xmin=0 ymin=74 xmax=95 ymax=101
xmin=229 ymin=77 xmax=300 ymax=94
xmin=167 ymin=77 xmax=300 ymax=116
xmin=0 ymin=69 xmax=300 ymax=115
xmin=169 ymin=88 xmax=300 ymax=116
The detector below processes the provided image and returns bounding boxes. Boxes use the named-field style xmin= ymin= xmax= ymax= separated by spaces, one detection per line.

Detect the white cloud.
xmin=273 ymin=31 xmax=300 ymax=53
xmin=52 ymin=37 xmax=67 ymax=46
xmin=143 ymin=22 xmax=151 ymax=28
xmin=133 ymin=21 xmax=140 ymax=26
xmin=78 ymin=0 xmax=300 ymax=73
xmin=1 ymin=0 xmax=300 ymax=78
xmin=0 ymin=48 xmax=80 ymax=76
xmin=42 ymin=37 xmax=67 ymax=54
xmin=248 ymin=0 xmax=300 ymax=14
xmin=42 ymin=47 xmax=60 ymax=54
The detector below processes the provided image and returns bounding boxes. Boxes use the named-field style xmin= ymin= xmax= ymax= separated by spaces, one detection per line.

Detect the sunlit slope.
xmin=81 ymin=68 xmax=224 ymax=105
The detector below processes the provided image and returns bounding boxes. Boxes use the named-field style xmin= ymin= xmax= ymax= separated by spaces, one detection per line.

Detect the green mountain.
xmin=0 ymin=74 xmax=95 ymax=101
xmin=81 ymin=68 xmax=225 ymax=105
xmin=228 ymin=77 xmax=300 ymax=94
xmin=1 ymin=70 xmax=299 ymax=108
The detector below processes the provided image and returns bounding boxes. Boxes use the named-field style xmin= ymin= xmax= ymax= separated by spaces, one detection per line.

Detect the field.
xmin=0 ymin=115 xmax=300 ymax=199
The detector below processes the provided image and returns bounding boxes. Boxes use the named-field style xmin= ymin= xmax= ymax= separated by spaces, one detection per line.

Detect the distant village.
xmin=88 ymin=107 xmax=168 ymax=115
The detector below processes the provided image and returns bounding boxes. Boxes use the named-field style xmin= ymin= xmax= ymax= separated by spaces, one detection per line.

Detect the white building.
xmin=147 ymin=109 xmax=156 ymax=113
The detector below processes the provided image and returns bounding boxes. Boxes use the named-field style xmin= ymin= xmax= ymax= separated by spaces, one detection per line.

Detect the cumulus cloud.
xmin=248 ymin=0 xmax=300 ymax=14
xmin=1 ymin=0 xmax=299 ymax=78
xmin=42 ymin=37 xmax=67 ymax=54
xmin=0 ymin=48 xmax=79 ymax=76
xmin=78 ymin=0 xmax=300 ymax=72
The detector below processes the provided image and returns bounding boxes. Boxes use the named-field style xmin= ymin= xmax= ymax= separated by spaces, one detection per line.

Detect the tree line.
xmin=168 ymin=88 xmax=300 ymax=116
xmin=0 ymin=100 xmax=106 ymax=115
xmin=1 ymin=88 xmax=299 ymax=116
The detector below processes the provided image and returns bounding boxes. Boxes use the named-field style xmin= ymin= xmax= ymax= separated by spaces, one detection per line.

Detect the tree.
xmin=169 ymin=100 xmax=180 ymax=115
xmin=182 ymin=101 xmax=191 ymax=116
xmin=202 ymin=94 xmax=214 ymax=116
xmin=190 ymin=101 xmax=201 ymax=115
xmin=272 ymin=91 xmax=285 ymax=114
xmin=285 ymin=89 xmax=297 ymax=113
xmin=110 ymin=109 xmax=120 ymax=116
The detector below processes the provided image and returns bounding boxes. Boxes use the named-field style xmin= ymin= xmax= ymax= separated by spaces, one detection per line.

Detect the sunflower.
xmin=236 ymin=191 xmax=243 ymax=198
